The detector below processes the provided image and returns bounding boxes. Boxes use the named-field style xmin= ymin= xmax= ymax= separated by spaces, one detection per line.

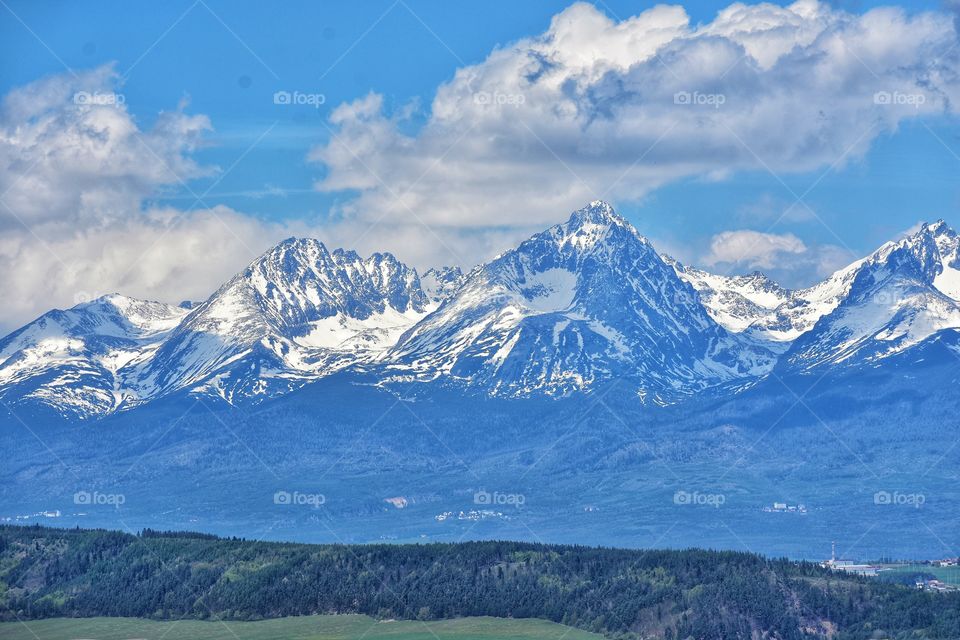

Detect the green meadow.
xmin=0 ymin=615 xmax=602 ymax=640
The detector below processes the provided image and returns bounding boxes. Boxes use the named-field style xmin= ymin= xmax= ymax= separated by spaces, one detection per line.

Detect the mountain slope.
xmin=0 ymin=241 xmax=437 ymax=417
xmin=2 ymin=208 xmax=960 ymax=417
xmin=782 ymin=221 xmax=960 ymax=371
xmin=668 ymin=262 xmax=792 ymax=336
xmin=0 ymin=295 xmax=188 ymax=418
xmin=421 ymin=266 xmax=465 ymax=303
xmin=388 ymin=202 xmax=776 ymax=399
xmin=673 ymin=220 xmax=960 ymax=353
xmin=671 ymin=259 xmax=860 ymax=343
xmin=135 ymin=238 xmax=432 ymax=404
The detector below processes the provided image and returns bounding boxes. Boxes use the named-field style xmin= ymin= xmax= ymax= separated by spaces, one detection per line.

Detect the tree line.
xmin=1 ymin=525 xmax=958 ymax=640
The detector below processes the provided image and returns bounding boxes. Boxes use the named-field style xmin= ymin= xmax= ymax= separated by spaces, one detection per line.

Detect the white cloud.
xmin=0 ymin=207 xmax=292 ymax=320
xmin=0 ymin=65 xmax=212 ymax=228
xmin=704 ymin=229 xmax=808 ymax=269
xmin=0 ymin=66 xmax=295 ymax=329
xmin=701 ymin=228 xmax=851 ymax=286
xmin=3 ymin=1 xmax=959 ymax=328
xmin=308 ymin=0 xmax=959 ymax=266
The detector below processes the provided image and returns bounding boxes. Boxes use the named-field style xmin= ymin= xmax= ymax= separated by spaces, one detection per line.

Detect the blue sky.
xmin=1 ymin=0 xmax=958 ymax=324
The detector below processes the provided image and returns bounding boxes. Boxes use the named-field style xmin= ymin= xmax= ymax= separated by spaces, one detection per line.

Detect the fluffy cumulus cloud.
xmin=309 ymin=0 xmax=959 ymax=262
xmin=702 ymin=229 xmax=851 ymax=286
xmin=0 ymin=66 xmax=211 ymax=228
xmin=0 ymin=66 xmax=292 ymax=329
xmin=704 ymin=230 xmax=808 ymax=269
xmin=3 ymin=1 xmax=960 ymax=328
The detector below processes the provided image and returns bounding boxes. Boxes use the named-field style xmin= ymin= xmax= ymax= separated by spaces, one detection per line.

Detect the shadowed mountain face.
xmin=1 ymin=202 xmax=959 ymax=418
xmin=2 ymin=353 xmax=957 ymax=557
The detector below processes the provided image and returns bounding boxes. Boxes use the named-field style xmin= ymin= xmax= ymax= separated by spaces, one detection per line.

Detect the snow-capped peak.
xmin=390 ymin=202 xmax=775 ymax=398
xmin=554 ymin=200 xmax=644 ymax=251
xmin=2 ymin=204 xmax=958 ymax=417
xmin=137 ymin=237 xmax=432 ymax=403
xmin=771 ymin=219 xmax=960 ymax=371
xmin=887 ymin=220 xmax=960 ymax=300
xmin=674 ymin=220 xmax=960 ymax=345
xmin=669 ymin=259 xmax=793 ymax=336
xmin=71 ymin=294 xmax=190 ymax=337
xmin=924 ymin=219 xmax=950 ymax=234
xmin=0 ymin=294 xmax=189 ymax=418
xmin=567 ymin=200 xmax=623 ymax=226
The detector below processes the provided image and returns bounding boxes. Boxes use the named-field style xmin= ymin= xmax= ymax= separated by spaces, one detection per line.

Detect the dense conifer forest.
xmin=1 ymin=525 xmax=957 ymax=639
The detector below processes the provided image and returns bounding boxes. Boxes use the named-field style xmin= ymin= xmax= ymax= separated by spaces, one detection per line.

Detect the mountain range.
xmin=3 ymin=201 xmax=959 ymax=557
xmin=2 ymin=201 xmax=959 ymax=420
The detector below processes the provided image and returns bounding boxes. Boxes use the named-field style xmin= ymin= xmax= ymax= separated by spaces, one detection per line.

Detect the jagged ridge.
xmin=1 ymin=205 xmax=959 ymax=418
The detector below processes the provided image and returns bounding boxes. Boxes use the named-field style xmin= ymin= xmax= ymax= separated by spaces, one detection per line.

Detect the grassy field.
xmin=0 ymin=615 xmax=602 ymax=640
xmin=881 ymin=564 xmax=960 ymax=585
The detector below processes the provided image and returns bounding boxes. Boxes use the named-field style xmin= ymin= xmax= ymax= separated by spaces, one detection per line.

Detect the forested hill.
xmin=1 ymin=525 xmax=957 ymax=640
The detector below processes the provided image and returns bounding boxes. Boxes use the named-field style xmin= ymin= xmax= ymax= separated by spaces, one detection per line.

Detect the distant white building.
xmin=916 ymin=579 xmax=958 ymax=592
xmin=821 ymin=542 xmax=880 ymax=576
xmin=762 ymin=502 xmax=807 ymax=513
